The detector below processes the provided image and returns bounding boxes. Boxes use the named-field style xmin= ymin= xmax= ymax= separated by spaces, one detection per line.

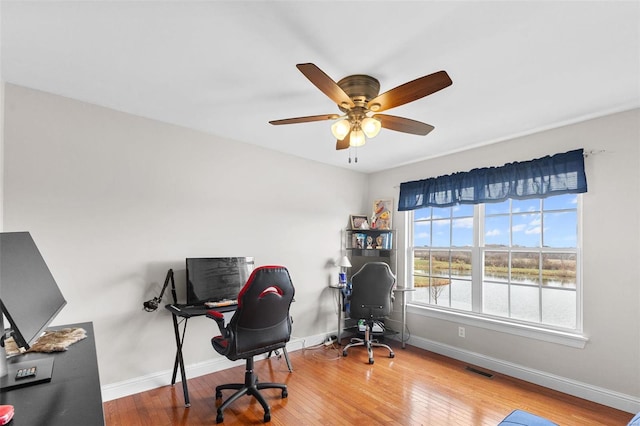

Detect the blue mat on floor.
xmin=498 ymin=409 xmax=557 ymax=426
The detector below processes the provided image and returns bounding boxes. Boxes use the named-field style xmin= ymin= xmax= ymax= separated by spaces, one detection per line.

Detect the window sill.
xmin=407 ymin=303 xmax=588 ymax=349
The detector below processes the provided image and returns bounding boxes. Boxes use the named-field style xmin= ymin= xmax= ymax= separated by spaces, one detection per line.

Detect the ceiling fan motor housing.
xmin=336 ymin=74 xmax=380 ymax=111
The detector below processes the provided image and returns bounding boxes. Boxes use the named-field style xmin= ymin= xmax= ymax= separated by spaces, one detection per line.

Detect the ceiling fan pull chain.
xmin=348 ymin=148 xmax=352 ymax=163
xmin=355 ymin=146 xmax=358 ymax=163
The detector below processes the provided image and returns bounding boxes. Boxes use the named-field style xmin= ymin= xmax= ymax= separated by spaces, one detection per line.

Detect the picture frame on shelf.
xmin=350 ymin=215 xmax=369 ymax=230
xmin=371 ymin=199 xmax=393 ymax=230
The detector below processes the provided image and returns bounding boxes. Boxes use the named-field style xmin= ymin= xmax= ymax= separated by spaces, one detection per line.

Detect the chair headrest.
xmin=259 ymin=285 xmax=284 ymax=298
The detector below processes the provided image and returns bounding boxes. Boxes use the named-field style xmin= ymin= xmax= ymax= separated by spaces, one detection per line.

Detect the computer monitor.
xmin=0 ymin=231 xmax=67 ymax=390
xmin=185 ymin=257 xmax=254 ymax=305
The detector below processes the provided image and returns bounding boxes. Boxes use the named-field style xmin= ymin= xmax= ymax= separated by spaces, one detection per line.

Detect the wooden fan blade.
xmin=374 ymin=114 xmax=435 ymax=136
xmin=269 ymin=113 xmax=339 ymax=125
xmin=367 ymin=70 xmax=452 ymax=112
xmin=297 ymin=63 xmax=355 ymax=109
xmin=336 ymin=133 xmax=350 ymax=150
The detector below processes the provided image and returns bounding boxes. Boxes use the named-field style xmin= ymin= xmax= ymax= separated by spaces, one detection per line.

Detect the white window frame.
xmin=405 ymin=196 xmax=587 ymax=348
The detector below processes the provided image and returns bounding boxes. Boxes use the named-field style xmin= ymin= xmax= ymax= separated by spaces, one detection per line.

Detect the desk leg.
xmin=171 ymin=314 xmax=191 ymax=407
xmin=337 ymin=294 xmax=343 ymax=345
xmin=267 ymin=348 xmax=293 ymax=372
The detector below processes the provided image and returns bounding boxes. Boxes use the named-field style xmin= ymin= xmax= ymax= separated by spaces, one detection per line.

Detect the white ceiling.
xmin=2 ymin=1 xmax=639 ymax=173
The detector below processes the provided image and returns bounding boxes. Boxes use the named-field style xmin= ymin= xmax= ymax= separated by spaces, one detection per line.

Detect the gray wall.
xmin=368 ymin=108 xmax=640 ymax=409
xmin=2 ymin=84 xmax=367 ymax=391
xmin=3 ymin=83 xmax=639 ymax=411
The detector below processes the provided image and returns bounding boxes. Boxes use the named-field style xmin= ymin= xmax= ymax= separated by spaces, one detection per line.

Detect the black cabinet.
xmin=0 ymin=322 xmax=104 ymax=425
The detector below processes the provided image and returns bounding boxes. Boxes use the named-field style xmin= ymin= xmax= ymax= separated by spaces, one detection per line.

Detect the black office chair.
xmin=206 ymin=265 xmax=295 ymax=423
xmin=342 ymin=262 xmax=396 ymax=364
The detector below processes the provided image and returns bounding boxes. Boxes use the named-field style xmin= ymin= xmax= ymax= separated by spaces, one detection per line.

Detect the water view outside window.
xmin=411 ymin=194 xmax=579 ymax=330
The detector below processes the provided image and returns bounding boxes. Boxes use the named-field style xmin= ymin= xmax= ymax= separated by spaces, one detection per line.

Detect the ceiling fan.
xmin=269 ymin=63 xmax=453 ymax=155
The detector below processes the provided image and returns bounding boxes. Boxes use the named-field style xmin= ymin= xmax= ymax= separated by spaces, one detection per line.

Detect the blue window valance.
xmin=398 ymin=148 xmax=587 ymax=211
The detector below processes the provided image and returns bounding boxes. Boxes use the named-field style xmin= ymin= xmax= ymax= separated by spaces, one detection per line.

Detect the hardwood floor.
xmin=104 ymin=341 xmax=634 ymax=425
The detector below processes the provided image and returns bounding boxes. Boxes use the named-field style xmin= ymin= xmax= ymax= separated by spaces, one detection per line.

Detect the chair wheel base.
xmin=264 ymin=412 xmax=271 ymax=422
xmin=369 ymin=358 xmax=374 ymax=364
xmin=216 ymin=412 xmax=224 ymax=423
xmin=389 ymin=352 xmax=395 ymax=358
xmin=282 ymin=389 xmax=288 ymax=398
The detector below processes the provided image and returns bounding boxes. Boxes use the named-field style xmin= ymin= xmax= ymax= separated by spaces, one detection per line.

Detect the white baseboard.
xmin=407 ymin=335 xmax=640 ymax=415
xmin=101 ymin=337 xmax=307 ymax=402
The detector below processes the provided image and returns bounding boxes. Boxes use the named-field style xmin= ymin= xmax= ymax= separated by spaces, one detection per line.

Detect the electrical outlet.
xmin=458 ymin=326 xmax=466 ymax=338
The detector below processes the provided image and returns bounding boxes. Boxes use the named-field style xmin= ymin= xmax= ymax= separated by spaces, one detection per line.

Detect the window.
xmin=410 ymin=193 xmax=580 ymax=331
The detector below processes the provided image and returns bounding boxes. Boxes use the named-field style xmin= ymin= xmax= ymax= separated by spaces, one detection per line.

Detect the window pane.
xmin=542 ymin=288 xmax=576 ymax=328
xmin=484 ymin=251 xmax=508 ymax=282
xmin=414 ymin=249 xmax=429 ymax=275
xmin=431 ymin=251 xmax=450 ymax=277
xmin=542 ymin=253 xmax=576 ymax=288
xmin=486 ymin=199 xmax=510 ymax=215
xmin=432 ymin=219 xmax=451 ymax=247
xmin=483 ymin=281 xmax=508 ymax=316
xmin=451 ymin=251 xmax=472 ymax=279
xmin=511 ymin=198 xmax=540 ymax=213
xmin=544 ymin=194 xmax=578 ymax=211
xmin=485 ymin=215 xmax=509 ymax=246
xmin=413 ymin=274 xmax=429 ymax=288
xmin=451 ymin=279 xmax=471 ymax=310
xmin=512 ymin=213 xmax=541 ymax=247
xmin=452 ymin=204 xmax=474 ymax=217
xmin=431 ymin=277 xmax=450 ymax=306
xmin=511 ymin=252 xmax=540 ymax=285
xmin=543 ymin=211 xmax=577 ymax=248
xmin=413 ymin=280 xmax=430 ymax=303
xmin=414 ymin=207 xmax=431 ymax=220
xmin=432 ymin=206 xmax=450 ymax=220
xmin=510 ymin=285 xmax=539 ymax=322
xmin=452 ymin=217 xmax=473 ymax=247
xmin=414 ymin=222 xmax=431 ymax=247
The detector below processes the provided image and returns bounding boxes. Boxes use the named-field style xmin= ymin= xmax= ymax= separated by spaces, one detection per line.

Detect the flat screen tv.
xmin=0 ymin=231 xmax=67 ymax=390
xmin=185 ymin=257 xmax=254 ymax=305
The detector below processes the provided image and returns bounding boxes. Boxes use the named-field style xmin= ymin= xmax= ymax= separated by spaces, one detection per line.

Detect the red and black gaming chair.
xmin=206 ymin=265 xmax=295 ymax=423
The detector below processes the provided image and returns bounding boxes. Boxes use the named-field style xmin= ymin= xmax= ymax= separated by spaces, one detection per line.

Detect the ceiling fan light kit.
xmin=349 ymin=128 xmax=366 ymax=147
xmin=331 ymin=119 xmax=351 ymax=140
xmin=270 ymin=63 xmax=452 ymax=163
xmin=361 ymin=117 xmax=381 ymax=138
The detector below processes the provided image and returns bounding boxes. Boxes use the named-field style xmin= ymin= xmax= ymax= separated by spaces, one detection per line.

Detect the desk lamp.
xmin=143 ymin=269 xmax=175 ymax=312
xmin=338 ymin=256 xmax=352 ymax=286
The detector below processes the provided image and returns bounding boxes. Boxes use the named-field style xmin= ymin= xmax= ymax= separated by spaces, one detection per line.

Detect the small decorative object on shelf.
xmin=382 ymin=232 xmax=392 ymax=249
xmin=366 ymin=236 xmax=374 ymax=249
xmin=350 ymin=214 xmax=369 ymax=230
xmin=375 ymin=235 xmax=383 ymax=249
xmin=371 ymin=199 xmax=393 ymax=230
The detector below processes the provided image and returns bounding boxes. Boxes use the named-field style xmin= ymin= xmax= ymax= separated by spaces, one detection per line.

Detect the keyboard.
xmin=204 ymin=299 xmax=238 ymax=308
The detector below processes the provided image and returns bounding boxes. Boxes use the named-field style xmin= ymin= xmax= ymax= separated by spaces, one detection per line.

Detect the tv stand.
xmin=0 ymin=322 xmax=104 ymax=425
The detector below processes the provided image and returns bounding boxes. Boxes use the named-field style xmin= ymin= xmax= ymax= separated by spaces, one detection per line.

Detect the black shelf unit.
xmin=343 ymin=228 xmax=397 ymax=282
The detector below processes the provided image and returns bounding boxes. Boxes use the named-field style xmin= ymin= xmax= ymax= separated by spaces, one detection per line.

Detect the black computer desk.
xmin=165 ymin=303 xmax=235 ymax=407
xmin=0 ymin=322 xmax=104 ymax=425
